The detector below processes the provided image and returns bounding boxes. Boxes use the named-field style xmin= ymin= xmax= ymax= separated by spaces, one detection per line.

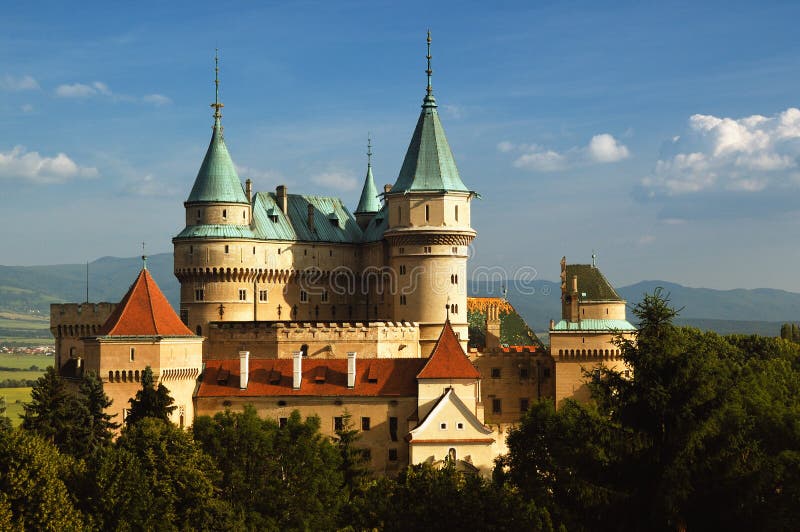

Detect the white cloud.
xmin=20 ymin=104 xmax=34 ymax=113
xmin=500 ymin=134 xmax=630 ymax=172
xmin=588 ymin=133 xmax=630 ymax=162
xmin=641 ymin=107 xmax=800 ymax=197
xmin=443 ymin=104 xmax=463 ymax=119
xmin=142 ymin=94 xmax=172 ymax=106
xmin=0 ymin=75 xmax=39 ymax=91
xmin=311 ymin=171 xmax=357 ymax=190
xmin=0 ymin=145 xmax=98 ymax=184
xmin=124 ymin=174 xmax=177 ymax=197
xmin=55 ymin=82 xmax=99 ymax=98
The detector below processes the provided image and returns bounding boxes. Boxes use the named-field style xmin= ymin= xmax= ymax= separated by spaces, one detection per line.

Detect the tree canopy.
xmin=126 ymin=365 xmax=176 ymax=424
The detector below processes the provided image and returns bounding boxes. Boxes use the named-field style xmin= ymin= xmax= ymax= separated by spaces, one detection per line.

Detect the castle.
xmin=50 ymin=35 xmax=635 ymax=475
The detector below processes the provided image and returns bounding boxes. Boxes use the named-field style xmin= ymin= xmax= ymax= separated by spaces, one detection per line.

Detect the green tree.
xmin=126 ymin=365 xmax=176 ymax=424
xmin=0 ymin=397 xmax=11 ymax=433
xmin=89 ymin=417 xmax=236 ymax=531
xmin=194 ymin=407 xmax=343 ymax=530
xmin=0 ymin=428 xmax=84 ymax=531
xmin=78 ymin=371 xmax=119 ymax=455
xmin=334 ymin=410 xmax=369 ymax=499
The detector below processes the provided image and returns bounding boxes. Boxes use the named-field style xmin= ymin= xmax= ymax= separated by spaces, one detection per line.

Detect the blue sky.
xmin=2 ymin=0 xmax=800 ymax=291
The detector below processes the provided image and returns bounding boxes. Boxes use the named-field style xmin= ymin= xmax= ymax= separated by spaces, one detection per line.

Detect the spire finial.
xmin=367 ymin=133 xmax=372 ymax=168
xmin=211 ymin=49 xmax=224 ymax=124
xmin=592 ymin=250 xmax=597 ymax=268
xmin=426 ymin=29 xmax=433 ymax=96
xmin=141 ymin=241 xmax=147 ymax=270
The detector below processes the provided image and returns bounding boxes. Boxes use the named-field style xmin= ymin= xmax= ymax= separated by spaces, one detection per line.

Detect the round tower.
xmin=385 ymin=32 xmax=476 ymax=353
xmin=173 ymin=52 xmax=257 ymax=346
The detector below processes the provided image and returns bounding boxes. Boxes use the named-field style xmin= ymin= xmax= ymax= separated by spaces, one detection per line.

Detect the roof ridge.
xmin=417 ymin=321 xmax=480 ymax=380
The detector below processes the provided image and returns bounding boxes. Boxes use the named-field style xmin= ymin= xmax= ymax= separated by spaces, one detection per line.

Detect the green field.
xmin=1 ymin=388 xmax=31 ymax=426
xmin=0 ymin=352 xmax=53 ymax=370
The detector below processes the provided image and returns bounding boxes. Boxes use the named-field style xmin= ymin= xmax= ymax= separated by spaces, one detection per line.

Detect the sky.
xmin=2 ymin=0 xmax=800 ymax=291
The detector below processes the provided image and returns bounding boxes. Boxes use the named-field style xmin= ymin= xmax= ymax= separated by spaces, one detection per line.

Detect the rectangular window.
xmin=399 ymin=247 xmax=405 ymax=255
xmin=543 ymin=368 xmax=551 ymax=378
xmin=300 ymin=290 xmax=308 ymax=303
xmin=388 ymin=448 xmax=398 ymax=461
xmin=224 ymin=244 xmax=229 ymax=254
xmin=520 ymin=398 xmax=530 ymax=413
xmin=238 ymin=289 xmax=247 ymax=301
xmin=439 ymin=422 xmax=447 ymax=430
xmin=423 ymin=246 xmax=431 ymax=254
xmin=259 ymin=290 xmax=268 ymax=302
xmin=189 ymin=245 xmax=193 ymax=255
xmin=195 ymin=289 xmax=204 ymax=301
xmin=519 ymin=367 xmax=529 ymax=379
xmin=399 ymin=294 xmax=407 ymax=305
xmin=389 ymin=416 xmax=398 ymax=441
xmin=425 ymin=205 xmax=430 ymax=221
xmin=456 ymin=422 xmax=464 ymax=430
xmin=492 ymin=398 xmax=502 ymax=414
xmin=129 ymin=347 xmax=135 ymax=362
xmin=491 ymin=367 xmax=501 ymax=378
xmin=334 ymin=416 xmax=344 ymax=432
xmin=321 ymin=290 xmax=329 ymax=303
xmin=279 ymin=417 xmax=288 ymax=428
xmin=399 ymin=264 xmax=406 ymax=275
xmin=361 ymin=417 xmax=371 ymax=431
xmin=455 ymin=205 xmax=459 ymax=221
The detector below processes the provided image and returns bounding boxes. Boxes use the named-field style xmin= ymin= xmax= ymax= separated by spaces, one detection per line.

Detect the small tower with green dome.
xmin=354 ymin=135 xmax=381 ymax=229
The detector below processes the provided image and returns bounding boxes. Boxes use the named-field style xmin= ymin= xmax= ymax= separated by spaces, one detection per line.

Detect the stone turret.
xmin=384 ymin=31 xmax=476 ymax=352
xmin=354 ymin=136 xmax=381 ymax=230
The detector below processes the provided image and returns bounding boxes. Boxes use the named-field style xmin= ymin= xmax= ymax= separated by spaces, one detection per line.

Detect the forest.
xmin=0 ymin=291 xmax=798 ymax=531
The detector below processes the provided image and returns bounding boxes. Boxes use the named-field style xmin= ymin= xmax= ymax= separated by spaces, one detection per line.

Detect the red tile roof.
xmin=417 ymin=321 xmax=481 ymax=380
xmin=99 ymin=269 xmax=194 ymax=337
xmin=500 ymin=345 xmax=539 ymax=353
xmin=196 ymin=357 xmax=426 ymax=398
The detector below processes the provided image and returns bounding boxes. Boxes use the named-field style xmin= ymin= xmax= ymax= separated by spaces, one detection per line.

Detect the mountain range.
xmin=1 ymin=254 xmax=797 ymax=338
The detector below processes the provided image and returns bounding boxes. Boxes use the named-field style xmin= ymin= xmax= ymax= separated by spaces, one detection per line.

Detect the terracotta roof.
xmin=99 ymin=269 xmax=194 ymax=337
xmin=417 ymin=321 xmax=480 ymax=380
xmin=500 ymin=346 xmax=539 ymax=353
xmin=196 ymin=357 xmax=426 ymax=398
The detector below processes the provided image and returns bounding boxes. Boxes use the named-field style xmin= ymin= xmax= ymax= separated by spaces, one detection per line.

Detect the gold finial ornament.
xmin=211 ymin=49 xmax=224 ymax=121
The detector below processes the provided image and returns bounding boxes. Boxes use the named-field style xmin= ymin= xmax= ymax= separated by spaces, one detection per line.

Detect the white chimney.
xmin=239 ymin=350 xmax=250 ymax=389
xmin=293 ymin=351 xmax=302 ymax=390
xmin=347 ymin=352 xmax=357 ymax=389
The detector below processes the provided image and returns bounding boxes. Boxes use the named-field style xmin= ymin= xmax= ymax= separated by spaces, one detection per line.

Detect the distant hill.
xmin=0 ymin=256 xmax=797 ymax=339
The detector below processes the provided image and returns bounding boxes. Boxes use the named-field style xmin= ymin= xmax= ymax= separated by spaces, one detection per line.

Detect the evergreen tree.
xmin=78 ymin=371 xmax=119 ymax=455
xmin=126 ymin=365 xmax=176 ymax=424
xmin=334 ymin=409 xmax=369 ymax=499
xmin=780 ymin=322 xmax=791 ymax=340
xmin=0 ymin=396 xmax=11 ymax=433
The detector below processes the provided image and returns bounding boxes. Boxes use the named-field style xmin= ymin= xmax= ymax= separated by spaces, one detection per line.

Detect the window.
xmin=189 ymin=245 xmax=193 ymax=255
xmin=388 ymin=448 xmax=398 ymax=461
xmin=452 ymin=246 xmax=458 ymax=254
xmin=243 ymin=210 xmax=246 ymax=219
xmin=423 ymin=246 xmax=431 ymax=254
xmin=253 ymin=246 xmax=256 ymax=254
xmin=321 ymin=290 xmax=329 ymax=303
xmin=491 ymin=367 xmax=501 ymax=378
xmin=399 ymin=264 xmax=406 ymax=275
xmin=222 ymin=209 xmax=227 ymax=219
xmin=196 ymin=325 xmax=202 ymax=336
xmin=361 ymin=417 xmax=371 ymax=431
xmin=492 ymin=398 xmax=502 ymax=414
xmin=399 ymin=247 xmax=405 ymax=255
xmin=456 ymin=422 xmax=464 ymax=430
xmin=259 ymin=290 xmax=268 ymax=302
xmin=238 ymin=289 xmax=247 ymax=301
xmin=224 ymin=245 xmax=229 ymax=254
xmin=389 ymin=416 xmax=398 ymax=441
xmin=455 ymin=205 xmax=459 ymax=221
xmin=519 ymin=367 xmax=529 ymax=379
xmin=425 ymin=205 xmax=430 ymax=222
xmin=300 ymin=290 xmax=308 ymax=303
xmin=279 ymin=417 xmax=288 ymax=428
xmin=196 ymin=209 xmax=201 ymax=220
xmin=439 ymin=422 xmax=447 ymax=430
xmin=129 ymin=347 xmax=135 ymax=362
xmin=334 ymin=416 xmax=344 ymax=431
xmin=399 ymin=295 xmax=407 ymax=305
xmin=520 ymin=398 xmax=530 ymax=412
xmin=195 ymin=289 xmax=204 ymax=301
xmin=543 ymin=368 xmax=551 ymax=378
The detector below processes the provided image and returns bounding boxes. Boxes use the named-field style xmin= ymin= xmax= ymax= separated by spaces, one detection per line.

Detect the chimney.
xmin=347 ymin=352 xmax=357 ymax=388
xmin=486 ymin=304 xmax=501 ymax=351
xmin=245 ymin=179 xmax=252 ymax=203
xmin=307 ymin=204 xmax=315 ymax=232
xmin=239 ymin=350 xmax=250 ymax=389
xmin=276 ymin=185 xmax=288 ymax=213
xmin=383 ymin=184 xmax=392 ymax=194
xmin=292 ymin=351 xmax=302 ymax=390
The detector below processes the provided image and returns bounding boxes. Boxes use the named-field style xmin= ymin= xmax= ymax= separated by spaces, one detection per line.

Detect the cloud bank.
xmin=0 ymin=146 xmax=98 ymax=184
xmin=55 ymin=81 xmax=171 ymax=106
xmin=0 ymin=74 xmax=40 ymax=91
xmin=499 ymin=133 xmax=630 ymax=171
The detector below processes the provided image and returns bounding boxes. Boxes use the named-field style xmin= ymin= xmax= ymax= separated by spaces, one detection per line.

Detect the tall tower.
xmin=384 ymin=32 xmax=476 ymax=353
xmin=354 ymin=135 xmax=381 ymax=230
xmin=173 ymin=51 xmax=256 ymax=343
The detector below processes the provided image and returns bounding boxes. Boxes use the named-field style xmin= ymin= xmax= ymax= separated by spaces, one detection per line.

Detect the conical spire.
xmin=186 ymin=50 xmax=248 ymax=205
xmin=355 ymin=135 xmax=381 ymax=214
xmin=390 ymin=31 xmax=469 ymax=194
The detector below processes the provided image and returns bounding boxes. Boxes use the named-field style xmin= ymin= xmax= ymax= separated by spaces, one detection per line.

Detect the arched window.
xmin=448 ymin=448 xmax=457 ymax=461
xmin=109 ymin=370 xmax=113 ymax=382
xmin=222 ymin=209 xmax=227 ymax=219
xmin=135 ymin=370 xmax=140 ymax=382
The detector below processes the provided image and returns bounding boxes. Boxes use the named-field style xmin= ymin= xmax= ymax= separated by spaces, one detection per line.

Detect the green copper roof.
xmin=186 ymin=122 xmax=248 ymax=204
xmin=355 ymin=165 xmax=381 ymax=214
xmin=362 ymin=204 xmax=388 ymax=242
xmin=566 ymin=264 xmax=623 ymax=301
xmin=551 ymin=319 xmax=636 ymax=332
xmin=390 ymin=35 xmax=470 ymax=194
xmin=251 ymin=192 xmax=363 ymax=243
xmin=174 ymin=223 xmax=255 ymax=240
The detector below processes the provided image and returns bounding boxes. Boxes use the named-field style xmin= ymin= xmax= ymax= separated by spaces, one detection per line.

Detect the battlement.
xmin=51 ymin=302 xmax=117 ymax=324
xmin=205 ymin=319 xmax=422 ymax=360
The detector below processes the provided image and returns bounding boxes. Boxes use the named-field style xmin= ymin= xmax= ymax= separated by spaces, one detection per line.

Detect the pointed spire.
xmin=423 ymin=29 xmax=436 ymax=109
xmin=186 ymin=51 xmax=248 ymax=205
xmin=355 ymin=134 xmax=381 ymax=215
xmin=141 ymin=241 xmax=147 ymax=270
xmin=389 ymin=32 xmax=470 ymax=194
